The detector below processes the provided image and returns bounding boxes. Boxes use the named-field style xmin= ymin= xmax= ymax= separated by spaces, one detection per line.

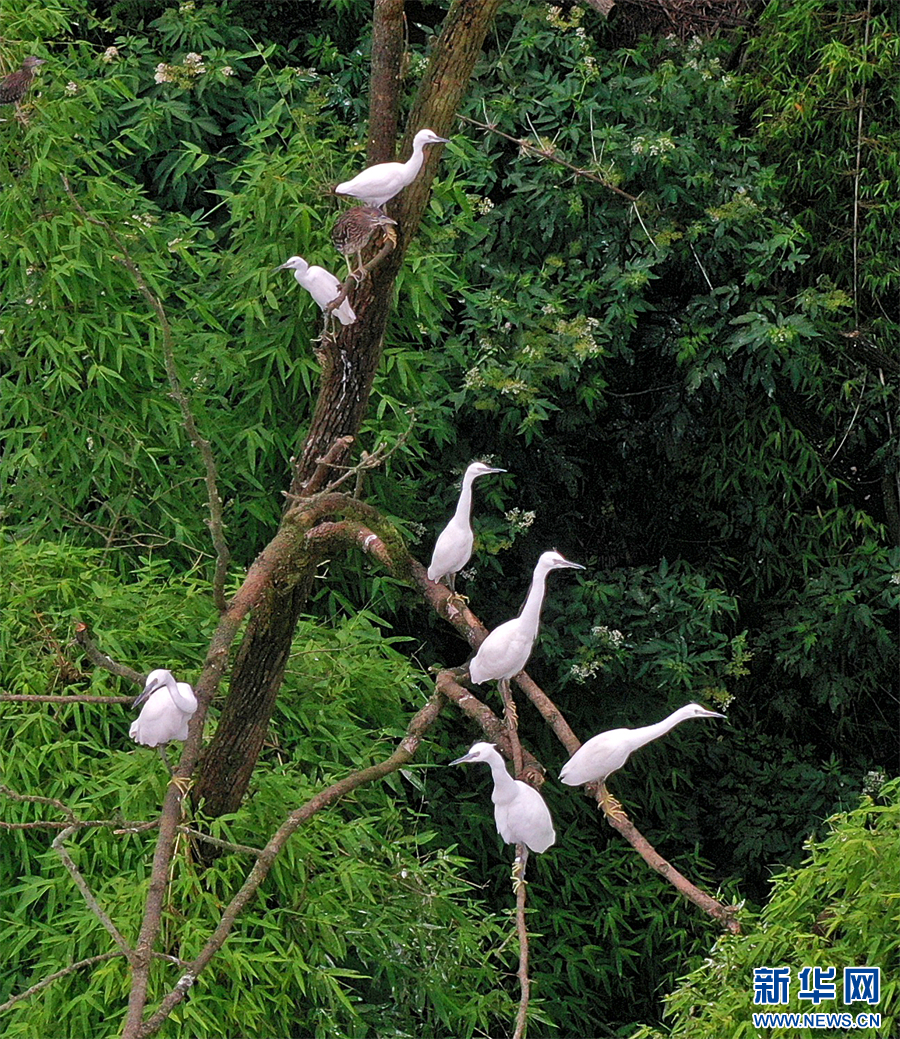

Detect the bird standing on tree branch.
xmin=0 ymin=56 xmax=46 ymax=111
xmin=331 ymin=206 xmax=397 ymax=278
xmin=335 ymin=128 xmax=449 ymax=210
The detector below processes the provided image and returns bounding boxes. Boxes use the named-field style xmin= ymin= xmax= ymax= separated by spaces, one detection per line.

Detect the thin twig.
xmin=61 ymin=176 xmax=230 ymax=613
xmin=512 ymin=843 xmax=531 ymax=1039
xmin=0 ymin=952 xmax=123 ymax=1013
xmin=457 ymin=113 xmax=639 ymax=202
xmin=829 ymin=372 xmax=867 ymax=462
xmin=52 ymin=826 xmax=136 ymax=963
xmin=74 ymin=623 xmax=144 ymax=687
xmin=0 ymin=693 xmax=134 ymax=704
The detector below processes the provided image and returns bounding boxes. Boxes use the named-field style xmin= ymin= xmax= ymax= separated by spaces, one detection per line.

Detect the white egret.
xmin=129 ymin=669 xmax=198 ymax=748
xmin=468 ymin=551 xmax=585 ymax=686
xmin=451 ymin=742 xmax=556 ymax=854
xmin=560 ymin=703 xmax=725 ymax=787
xmin=275 ymin=256 xmax=356 ymax=326
xmin=427 ymin=461 xmax=506 ymax=599
xmin=335 ymin=128 xmax=449 ymax=210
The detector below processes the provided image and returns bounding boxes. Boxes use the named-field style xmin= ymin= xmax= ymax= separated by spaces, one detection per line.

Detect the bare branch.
xmin=512 ymin=845 xmax=531 ymax=1039
xmin=300 ymin=523 xmax=738 ymax=931
xmin=0 ymin=693 xmax=134 ymax=704
xmin=0 ymin=952 xmax=123 ymax=1013
xmin=61 ymin=176 xmax=230 ymax=613
xmin=74 ymin=622 xmax=144 ymax=688
xmin=52 ymin=826 xmax=136 ymax=962
xmin=592 ymin=785 xmax=741 ymax=933
xmin=457 ymin=113 xmax=639 ymax=202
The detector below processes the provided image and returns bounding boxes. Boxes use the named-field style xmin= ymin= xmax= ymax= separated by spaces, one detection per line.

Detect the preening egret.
xmin=451 ymin=742 xmax=556 ymax=854
xmin=0 ymin=56 xmax=46 ymax=107
xmin=559 ymin=703 xmax=725 ymax=787
xmin=427 ymin=461 xmax=506 ymax=597
xmin=129 ymin=669 xmax=198 ymax=747
xmin=275 ymin=256 xmax=356 ymax=326
xmin=331 ymin=206 xmax=397 ymax=277
xmin=468 ymin=551 xmax=585 ymax=686
xmin=335 ymin=129 xmax=449 ymax=210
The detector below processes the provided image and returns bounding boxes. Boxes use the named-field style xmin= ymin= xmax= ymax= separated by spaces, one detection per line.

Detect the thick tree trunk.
xmin=193 ymin=0 xmax=504 ymax=819
xmin=368 ymin=0 xmax=406 ymax=163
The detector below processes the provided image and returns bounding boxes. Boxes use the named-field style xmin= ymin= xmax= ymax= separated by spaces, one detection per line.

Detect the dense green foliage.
xmin=632 ymin=778 xmax=900 ymax=1038
xmin=1 ymin=0 xmax=897 ymax=1034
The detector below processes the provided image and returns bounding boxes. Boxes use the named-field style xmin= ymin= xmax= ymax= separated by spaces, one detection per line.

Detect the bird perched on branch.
xmin=275 ymin=255 xmax=356 ymax=326
xmin=0 ymin=56 xmax=46 ymax=109
xmin=130 ymin=669 xmax=198 ymax=747
xmin=559 ymin=703 xmax=725 ymax=788
xmin=331 ymin=206 xmax=397 ymax=278
xmin=451 ymin=742 xmax=556 ymax=855
xmin=427 ymin=460 xmax=506 ymax=601
xmin=335 ymin=128 xmax=449 ymax=210
xmin=468 ymin=551 xmax=585 ymax=687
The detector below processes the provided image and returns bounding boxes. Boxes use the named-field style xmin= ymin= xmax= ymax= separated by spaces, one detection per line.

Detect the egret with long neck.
xmin=560 ymin=704 xmax=725 ymax=817
xmin=468 ymin=550 xmax=585 ymax=686
xmin=451 ymin=741 xmax=556 ymax=857
xmin=129 ymin=669 xmax=198 ymax=748
xmin=335 ymin=128 xmax=449 ymax=210
xmin=427 ymin=461 xmax=506 ymax=598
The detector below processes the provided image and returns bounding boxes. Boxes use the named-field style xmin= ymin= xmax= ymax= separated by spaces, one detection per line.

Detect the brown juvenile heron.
xmin=0 ymin=56 xmax=47 ymax=108
xmin=331 ymin=205 xmax=397 ymax=278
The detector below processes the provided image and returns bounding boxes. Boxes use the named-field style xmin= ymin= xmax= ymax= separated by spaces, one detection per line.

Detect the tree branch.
xmin=368 ymin=0 xmax=406 ymax=162
xmin=74 ymin=622 xmax=144 ymax=687
xmin=512 ymin=845 xmax=531 ymax=1039
xmin=52 ymin=825 xmax=136 ymax=962
xmin=61 ymin=176 xmax=231 ymax=613
xmin=457 ymin=113 xmax=639 ymax=202
xmin=0 ymin=952 xmax=123 ymax=1013
xmin=302 ymin=519 xmax=738 ymax=930
xmin=593 ymin=785 xmax=741 ymax=933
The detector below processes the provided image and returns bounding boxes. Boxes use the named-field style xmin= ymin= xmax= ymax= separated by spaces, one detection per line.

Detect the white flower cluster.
xmin=890 ymin=572 xmax=900 ymax=585
xmin=65 ymin=81 xmax=79 ymax=95
xmin=155 ymin=52 xmax=206 ymax=85
xmin=406 ymin=521 xmax=428 ymax=544
xmin=570 ymin=661 xmax=600 ymax=681
xmin=591 ymin=625 xmax=625 ymax=648
xmin=504 ymin=508 xmax=536 ymax=532
xmin=631 ymin=134 xmax=676 ymax=157
xmin=862 ymin=770 xmax=886 ymax=795
xmin=463 ymin=366 xmax=485 ymax=389
xmin=101 ymin=46 xmax=119 ymax=63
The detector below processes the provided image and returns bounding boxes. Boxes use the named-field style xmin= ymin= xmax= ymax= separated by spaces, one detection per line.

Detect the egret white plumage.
xmin=129 ymin=669 xmax=198 ymax=747
xmin=451 ymin=742 xmax=556 ymax=854
xmin=468 ymin=551 xmax=585 ymax=686
xmin=335 ymin=128 xmax=449 ymax=210
xmin=275 ymin=256 xmax=356 ymax=326
xmin=559 ymin=703 xmax=725 ymax=787
xmin=427 ymin=461 xmax=506 ymax=598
